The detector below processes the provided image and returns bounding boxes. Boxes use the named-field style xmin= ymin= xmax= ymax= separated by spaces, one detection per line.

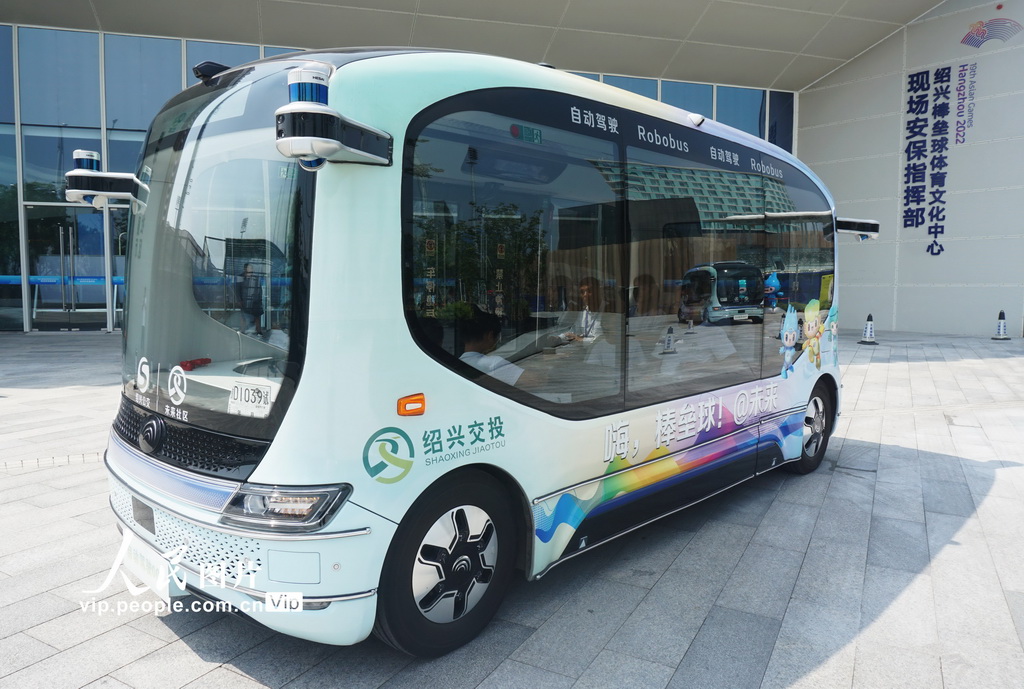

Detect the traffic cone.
xmin=858 ymin=313 xmax=878 ymax=345
xmin=992 ymin=310 xmax=1011 ymax=341
xmin=684 ymin=319 xmax=696 ymax=335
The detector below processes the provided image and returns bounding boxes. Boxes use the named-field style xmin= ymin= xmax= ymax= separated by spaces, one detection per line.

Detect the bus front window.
xmin=120 ymin=62 xmax=313 ymax=447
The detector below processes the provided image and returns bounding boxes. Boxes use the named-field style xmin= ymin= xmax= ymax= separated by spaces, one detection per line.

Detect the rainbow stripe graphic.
xmin=961 ymin=18 xmax=1023 ymax=48
xmin=532 ymin=409 xmax=804 ymax=547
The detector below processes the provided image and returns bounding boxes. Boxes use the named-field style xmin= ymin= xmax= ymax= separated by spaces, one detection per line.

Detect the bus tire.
xmin=372 ymin=470 xmax=517 ymax=657
xmin=784 ymin=383 xmax=832 ymax=474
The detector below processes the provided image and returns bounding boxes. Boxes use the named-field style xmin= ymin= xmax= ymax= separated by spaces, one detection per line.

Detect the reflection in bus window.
xmin=407 ymin=104 xmax=624 ymax=416
xmin=624 ymin=145 xmax=765 ymax=406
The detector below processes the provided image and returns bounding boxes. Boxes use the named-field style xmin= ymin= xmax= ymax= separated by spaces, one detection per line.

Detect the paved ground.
xmin=3 ymin=329 xmax=1024 ymax=688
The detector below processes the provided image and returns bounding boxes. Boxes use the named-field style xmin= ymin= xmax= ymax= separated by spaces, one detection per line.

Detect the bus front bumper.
xmin=109 ymin=505 xmax=380 ymax=645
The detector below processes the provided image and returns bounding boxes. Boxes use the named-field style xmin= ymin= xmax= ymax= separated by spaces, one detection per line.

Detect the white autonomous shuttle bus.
xmin=68 ymin=48 xmax=878 ymax=657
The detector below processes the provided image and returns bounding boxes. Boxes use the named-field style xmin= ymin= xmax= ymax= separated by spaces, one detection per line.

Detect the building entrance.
xmin=25 ymin=205 xmax=124 ymax=331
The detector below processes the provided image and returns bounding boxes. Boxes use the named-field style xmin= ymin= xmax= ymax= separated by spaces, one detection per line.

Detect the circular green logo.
xmin=362 ymin=427 xmax=415 ymax=484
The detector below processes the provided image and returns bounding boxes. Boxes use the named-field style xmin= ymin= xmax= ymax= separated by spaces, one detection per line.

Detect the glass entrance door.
xmin=26 ymin=205 xmax=109 ymax=330
xmin=110 ymin=206 xmax=129 ymax=329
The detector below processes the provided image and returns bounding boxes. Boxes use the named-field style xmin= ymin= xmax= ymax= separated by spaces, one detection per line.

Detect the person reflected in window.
xmin=237 ymin=263 xmax=264 ymax=336
xmin=629 ymin=273 xmax=661 ymax=317
xmin=460 ymin=306 xmax=529 ymax=386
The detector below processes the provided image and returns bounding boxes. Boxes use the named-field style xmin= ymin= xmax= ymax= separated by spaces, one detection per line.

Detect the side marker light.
xmin=398 ymin=393 xmax=426 ymax=416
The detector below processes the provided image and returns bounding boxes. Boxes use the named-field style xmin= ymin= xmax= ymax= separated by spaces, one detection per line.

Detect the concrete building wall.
xmin=799 ymin=0 xmax=1024 ymax=336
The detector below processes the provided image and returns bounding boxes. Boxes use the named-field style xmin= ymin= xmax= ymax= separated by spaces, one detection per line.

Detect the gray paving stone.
xmin=921 ymin=478 xmax=977 ymax=516
xmin=927 ymin=513 xmax=1020 ymax=652
xmin=668 ymin=606 xmax=780 ymax=689
xmin=572 ymin=650 xmax=673 ymax=689
xmin=76 ymin=507 xmax=118 ymax=528
xmin=872 ymin=479 xmax=924 ymax=522
xmin=940 ymin=643 xmax=1024 ymax=689
xmin=858 ymin=565 xmax=938 ymax=650
xmin=0 ymin=632 xmax=59 ymax=677
xmin=0 ymin=592 xmax=79 ymax=640
xmin=867 ymin=515 xmax=930 ymax=573
xmin=775 ymin=470 xmax=831 ymax=507
xmin=479 ymin=659 xmax=577 ymax=687
xmin=761 ymin=597 xmax=860 ymax=689
xmin=110 ymin=616 xmax=274 ymax=689
xmin=593 ymin=523 xmax=694 ymax=590
xmin=836 ymin=441 xmax=880 ymax=471
xmin=25 ymin=590 xmax=151 ymax=651
xmin=1003 ymin=590 xmax=1024 ymax=649
xmin=509 ymin=577 xmax=646 ymax=678
xmin=281 ymin=636 xmax=412 ymax=689
xmin=824 ymin=468 xmax=875 ymax=508
xmin=919 ymin=451 xmax=967 ymax=483
xmin=0 ymin=461 xmax=103 ymax=492
xmin=0 ymin=514 xmax=99 ymax=559
xmin=851 ymin=642 xmax=937 ymax=683
xmin=750 ymin=499 xmax=819 ymax=553
xmin=0 ymin=522 xmax=118 ymax=576
xmin=961 ymin=460 xmax=1018 ymax=501
xmin=227 ymin=633 xmax=336 ymax=688
xmin=381 ymin=619 xmax=534 ymax=689
xmin=126 ymin=596 xmax=226 ymax=644
xmin=496 ymin=545 xmax=616 ymax=630
xmin=790 ymin=539 xmax=866 ymax=617
xmin=0 ymin=625 xmax=165 ymax=689
xmin=609 ymin=522 xmax=754 ymax=667
xmin=477 ymin=660 xmax=574 ymax=689
xmin=809 ymin=495 xmax=872 ymax=547
xmin=700 ymin=481 xmax=778 ymax=527
xmin=0 ymin=546 xmax=117 ymax=607
xmin=183 ymin=668 xmax=270 ymax=689
xmin=20 ymin=477 xmax=111 ymax=509
xmin=715 ymin=543 xmax=803 ymax=621
xmin=79 ymin=677 xmax=133 ymax=689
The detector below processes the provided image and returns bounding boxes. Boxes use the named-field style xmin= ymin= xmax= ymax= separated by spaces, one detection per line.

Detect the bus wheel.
xmin=784 ymin=383 xmax=832 ymax=474
xmin=373 ymin=470 xmax=517 ymax=657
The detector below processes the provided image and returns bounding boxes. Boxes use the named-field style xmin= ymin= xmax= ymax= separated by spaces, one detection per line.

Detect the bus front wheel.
xmin=784 ymin=383 xmax=833 ymax=474
xmin=373 ymin=470 xmax=517 ymax=657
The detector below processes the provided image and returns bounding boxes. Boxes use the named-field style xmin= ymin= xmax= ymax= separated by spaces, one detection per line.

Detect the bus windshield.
xmin=121 ymin=61 xmax=313 ymax=440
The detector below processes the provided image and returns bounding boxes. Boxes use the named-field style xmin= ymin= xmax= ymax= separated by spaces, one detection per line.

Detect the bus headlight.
xmin=220 ymin=483 xmax=351 ymax=532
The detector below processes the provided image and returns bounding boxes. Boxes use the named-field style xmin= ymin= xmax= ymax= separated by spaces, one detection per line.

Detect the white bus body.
xmin=94 ymin=48 xmax=855 ymax=657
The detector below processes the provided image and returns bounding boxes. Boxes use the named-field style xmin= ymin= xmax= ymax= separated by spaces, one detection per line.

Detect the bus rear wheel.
xmin=373 ymin=470 xmax=517 ymax=657
xmin=784 ymin=383 xmax=833 ymax=474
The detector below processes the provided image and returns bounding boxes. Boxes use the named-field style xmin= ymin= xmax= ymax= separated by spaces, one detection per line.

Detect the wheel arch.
xmin=815 ymin=372 xmax=840 ymax=435
xmin=404 ymin=463 xmax=534 ymax=579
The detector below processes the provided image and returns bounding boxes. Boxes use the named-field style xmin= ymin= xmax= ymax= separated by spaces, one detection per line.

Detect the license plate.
xmin=228 ymin=381 xmax=272 ymax=418
xmin=131 ymin=496 xmax=155 ymax=535
xmin=122 ymin=531 xmax=185 ymax=603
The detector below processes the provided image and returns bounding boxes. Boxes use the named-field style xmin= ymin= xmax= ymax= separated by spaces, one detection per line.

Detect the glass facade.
xmin=717 ymin=85 xmax=766 ymax=138
xmin=0 ymin=22 xmax=796 ymax=331
xmin=603 ymin=75 xmax=658 ymax=100
xmin=661 ymin=81 xmax=713 ymax=117
xmin=0 ymin=25 xmax=19 ymax=329
xmin=582 ymin=74 xmax=793 ymax=153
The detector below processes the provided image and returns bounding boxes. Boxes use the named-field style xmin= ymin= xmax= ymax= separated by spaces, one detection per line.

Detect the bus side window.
xmin=624 ymin=143 xmax=766 ymax=406
xmin=759 ymin=157 xmax=835 ymax=376
xmin=405 ymin=95 xmax=626 ymax=416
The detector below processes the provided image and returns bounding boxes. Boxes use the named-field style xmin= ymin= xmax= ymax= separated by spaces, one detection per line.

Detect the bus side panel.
xmin=756 ymin=410 xmax=803 ymax=473
xmin=537 ymin=426 xmax=761 ymax=561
